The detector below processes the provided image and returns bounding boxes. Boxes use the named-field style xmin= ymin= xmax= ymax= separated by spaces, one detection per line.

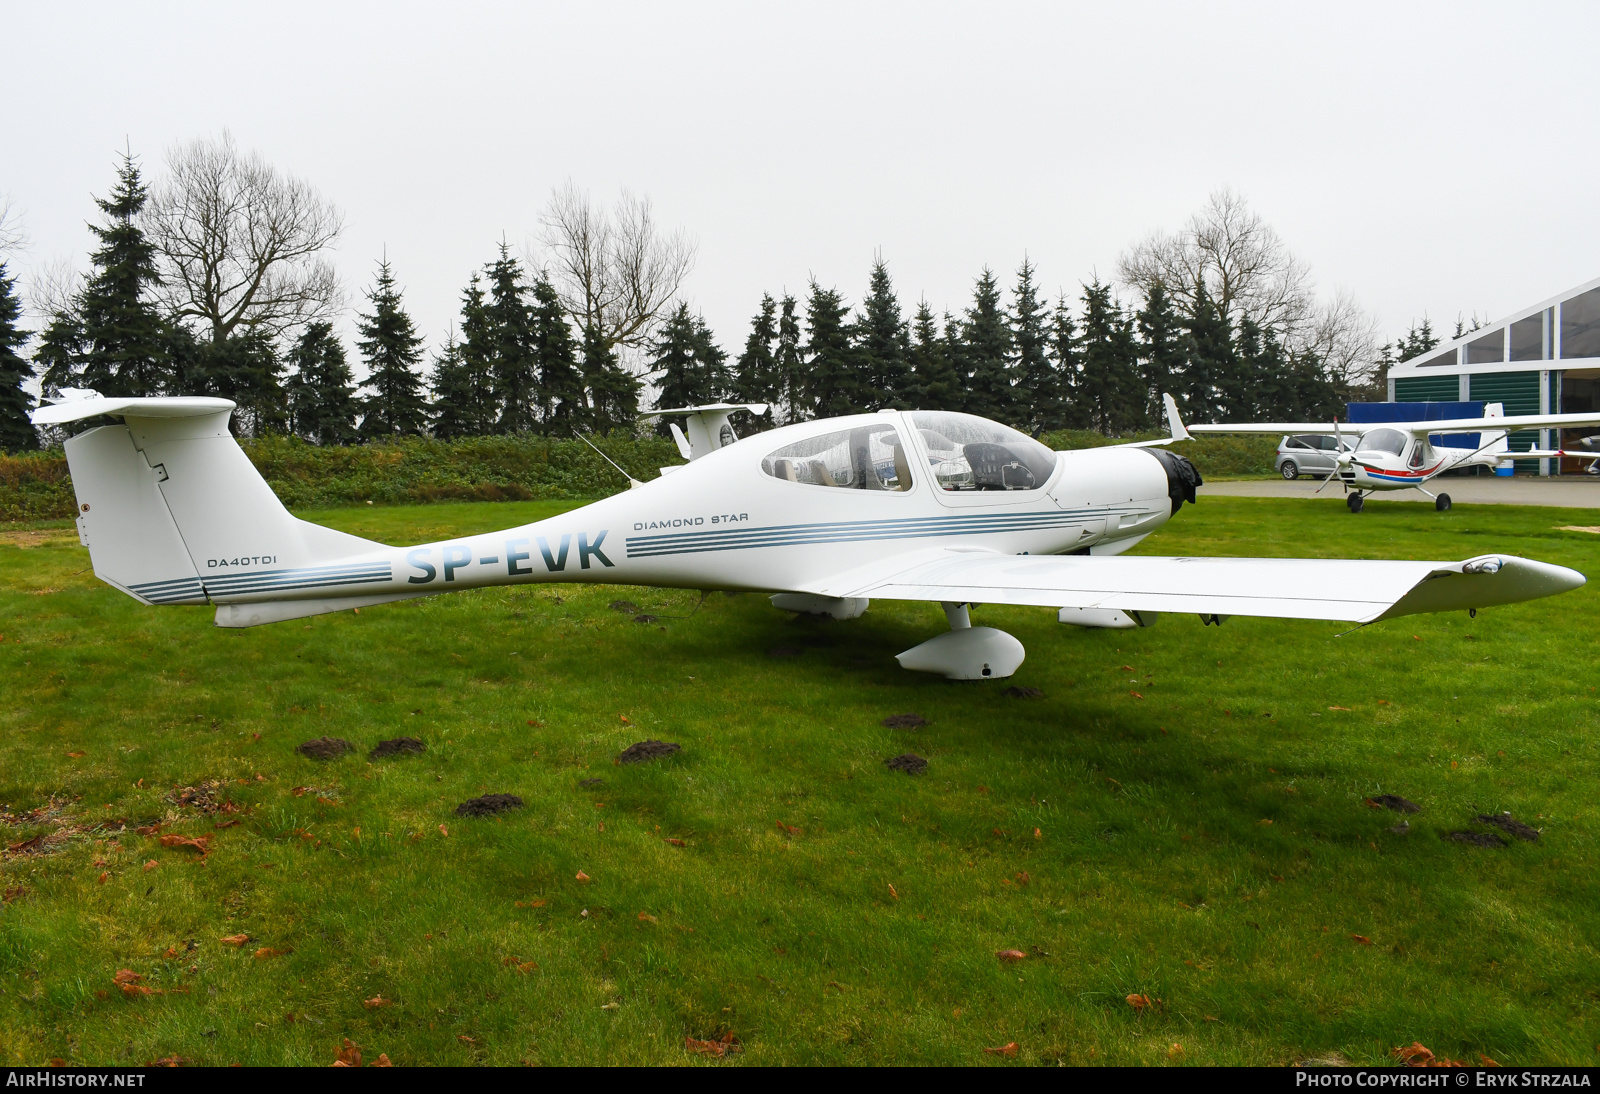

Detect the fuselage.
xmin=201 ymin=411 xmax=1179 ymax=607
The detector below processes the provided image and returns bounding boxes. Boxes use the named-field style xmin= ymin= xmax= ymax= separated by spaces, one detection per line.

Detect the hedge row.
xmin=1 ymin=428 xmax=1279 ymax=523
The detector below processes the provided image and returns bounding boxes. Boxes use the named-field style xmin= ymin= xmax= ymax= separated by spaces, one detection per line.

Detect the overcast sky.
xmin=5 ymin=0 xmax=1599 ymax=373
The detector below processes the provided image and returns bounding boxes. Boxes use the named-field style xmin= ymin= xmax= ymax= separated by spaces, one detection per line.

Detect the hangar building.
xmin=1387 ymin=275 xmax=1600 ymax=475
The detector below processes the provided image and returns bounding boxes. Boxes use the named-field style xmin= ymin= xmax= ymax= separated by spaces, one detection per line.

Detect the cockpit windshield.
xmin=908 ymin=412 xmax=1058 ymax=491
xmin=1359 ymin=428 xmax=1409 ymax=457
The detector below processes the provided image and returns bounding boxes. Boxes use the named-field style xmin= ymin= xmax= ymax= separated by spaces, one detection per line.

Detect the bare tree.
xmin=28 ymin=258 xmax=82 ymax=320
xmin=536 ymin=182 xmax=696 ymax=352
xmin=1118 ymin=187 xmax=1376 ymax=384
xmin=145 ymin=132 xmax=343 ymax=343
xmin=0 ymin=195 xmax=26 ymax=259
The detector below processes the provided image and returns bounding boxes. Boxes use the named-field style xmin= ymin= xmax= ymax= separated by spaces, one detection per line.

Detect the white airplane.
xmin=31 ymin=391 xmax=1585 ymax=681
xmin=1188 ymin=405 xmax=1600 ymax=511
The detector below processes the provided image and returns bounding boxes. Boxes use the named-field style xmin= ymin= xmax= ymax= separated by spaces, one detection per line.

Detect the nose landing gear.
xmin=1435 ymin=493 xmax=1452 ymax=511
xmin=1346 ymin=492 xmax=1365 ymax=513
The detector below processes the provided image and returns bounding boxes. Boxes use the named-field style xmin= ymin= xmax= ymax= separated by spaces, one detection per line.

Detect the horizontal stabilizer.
xmin=32 ymin=395 xmax=236 ymax=426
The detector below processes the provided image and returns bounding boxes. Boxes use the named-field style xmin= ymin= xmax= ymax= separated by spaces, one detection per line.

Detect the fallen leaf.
xmin=888 ymin=884 xmax=899 ymax=900
xmin=372 ymin=1054 xmax=392 ymax=1067
xmin=1126 ymin=993 xmax=1152 ymax=1010
xmin=1130 ymin=691 xmax=1144 ymax=699
xmin=1328 ymin=705 xmax=1350 ymax=711
xmin=685 ymin=1033 xmax=742 ymax=1057
xmin=1168 ymin=1043 xmax=1184 ymax=1059
xmin=1480 ymin=1055 xmax=1500 ymax=1067
xmin=214 ymin=820 xmax=240 ymax=830
xmin=97 ymin=871 xmax=108 ymax=885
xmin=1392 ymin=1042 xmax=1434 ymax=1065
xmin=514 ymin=899 xmax=547 ymax=909
xmin=458 ymin=1035 xmax=477 ymax=1044
xmin=983 ymin=1042 xmax=1018 ymax=1057
xmin=363 ymin=995 xmax=390 ymax=1009
xmin=1120 ymin=665 xmax=1134 ymax=671
xmin=163 ymin=946 xmax=178 ymax=959
xmin=1203 ymin=1015 xmax=1220 ymax=1022
xmin=143 ymin=860 xmax=158 ymax=872
xmin=620 ymin=714 xmax=632 ymax=723
xmin=996 ymin=949 xmax=1026 ymax=963
xmin=1377 ymin=700 xmax=1390 ymax=705
xmin=67 ymin=751 xmax=85 ymax=758
xmin=1258 ymin=819 xmax=1273 ymax=826
xmin=135 ymin=824 xmax=161 ymax=836
xmin=146 ymin=1056 xmax=188 ymax=1067
xmin=253 ymin=947 xmax=290 ymax=959
xmin=601 ymin=1001 xmax=619 ymax=1010
xmin=776 ymin=821 xmax=802 ymax=836
xmin=526 ymin=720 xmax=543 ymax=727
xmin=317 ymin=797 xmax=339 ymax=807
xmin=333 ymin=1039 xmax=362 ymax=1067
xmin=1015 ymin=872 xmax=1030 ymax=885
xmin=220 ymin=934 xmax=250 ymax=947
xmin=158 ymin=834 xmax=211 ymax=854
xmin=638 ymin=912 xmax=658 ymax=923
xmin=438 ymin=824 xmax=449 ymax=837
xmin=1033 ymin=828 xmax=1041 ymax=840
xmin=291 ymin=787 xmax=309 ymax=797
xmin=575 ymin=870 xmax=590 ymax=882
xmin=664 ymin=838 xmax=686 ymax=847
xmin=1351 ymin=935 xmax=1372 ymax=946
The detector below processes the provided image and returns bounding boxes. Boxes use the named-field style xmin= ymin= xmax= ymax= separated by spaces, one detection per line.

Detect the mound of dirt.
xmin=617 ymin=740 xmax=682 ymax=765
xmin=881 ymin=714 xmax=928 ymax=729
xmin=1477 ymin=812 xmax=1540 ymax=841
xmin=296 ymin=737 xmax=353 ymax=761
xmin=1446 ymin=830 xmax=1505 ymax=848
xmin=579 ymin=777 xmax=604 ymax=788
xmin=634 ymin=614 xmax=658 ymax=624
xmin=1369 ymin=794 xmax=1420 ymax=814
xmin=455 ymin=794 xmax=524 ymax=817
xmin=609 ymin=600 xmax=640 ymax=614
xmin=369 ymin=737 xmax=424 ymax=759
xmin=1002 ymin=686 xmax=1043 ymax=699
xmin=884 ymin=753 xmax=927 ymax=775
xmin=1389 ymin=821 xmax=1411 ymax=835
xmin=168 ymin=781 xmax=228 ymax=814
xmin=766 ymin=646 xmax=802 ymax=658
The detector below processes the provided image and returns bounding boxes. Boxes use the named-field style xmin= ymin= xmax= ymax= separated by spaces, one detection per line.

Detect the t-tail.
xmin=34 ymin=394 xmax=401 ymax=626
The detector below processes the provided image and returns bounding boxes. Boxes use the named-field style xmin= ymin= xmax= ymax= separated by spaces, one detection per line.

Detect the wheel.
xmin=1280 ymin=460 xmax=1299 ymax=480
xmin=1345 ymin=493 xmax=1357 ymax=510
xmin=1349 ymin=494 xmax=1364 ymax=513
xmin=1435 ymin=493 xmax=1451 ymax=511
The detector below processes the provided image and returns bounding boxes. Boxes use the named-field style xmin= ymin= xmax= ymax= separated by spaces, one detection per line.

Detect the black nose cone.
xmin=1143 ymin=448 xmax=1203 ymax=514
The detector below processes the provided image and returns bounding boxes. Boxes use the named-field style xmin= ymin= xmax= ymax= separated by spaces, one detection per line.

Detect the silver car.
xmin=1276 ymin=434 xmax=1354 ymax=479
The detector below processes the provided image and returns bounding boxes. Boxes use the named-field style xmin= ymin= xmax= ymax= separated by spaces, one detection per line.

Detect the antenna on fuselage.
xmin=574 ymin=433 xmax=646 ymax=490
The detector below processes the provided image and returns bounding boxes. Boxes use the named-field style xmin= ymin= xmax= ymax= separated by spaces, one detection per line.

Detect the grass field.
xmin=2 ymin=495 xmax=1599 ymax=1066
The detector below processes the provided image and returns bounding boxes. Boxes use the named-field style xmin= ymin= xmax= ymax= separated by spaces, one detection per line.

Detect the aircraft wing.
xmin=1402 ymin=412 xmax=1600 ymax=435
xmin=809 ymin=550 xmax=1583 ymax=625
xmin=1186 ymin=422 xmax=1338 ymax=435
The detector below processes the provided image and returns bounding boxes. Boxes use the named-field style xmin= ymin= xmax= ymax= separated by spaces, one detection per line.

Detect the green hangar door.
xmin=1470 ymin=372 xmax=1542 ymax=474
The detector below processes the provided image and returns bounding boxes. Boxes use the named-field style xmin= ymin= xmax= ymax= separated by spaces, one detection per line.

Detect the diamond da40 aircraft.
xmin=34 ymin=391 xmax=1585 ymax=680
xmin=1189 ymin=404 xmax=1600 ymax=511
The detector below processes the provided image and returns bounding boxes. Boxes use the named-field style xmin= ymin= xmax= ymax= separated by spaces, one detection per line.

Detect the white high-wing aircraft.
xmin=1188 ymin=405 xmax=1600 ymax=511
xmin=31 ymin=391 xmax=1585 ymax=680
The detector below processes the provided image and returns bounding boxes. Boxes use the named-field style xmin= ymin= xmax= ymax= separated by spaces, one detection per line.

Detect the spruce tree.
xmin=732 ymin=294 xmax=781 ymax=428
xmin=202 ymin=331 xmax=286 ymax=435
xmin=801 ymin=282 xmax=860 ymax=419
xmin=434 ymin=276 xmax=500 ymax=437
xmin=1049 ymin=296 xmax=1088 ymax=429
xmin=33 ymin=311 xmax=85 ymax=398
xmin=1183 ymin=287 xmax=1236 ymax=420
xmin=1135 ymin=282 xmax=1186 ymax=422
xmin=357 ymin=260 xmax=428 ymax=438
xmin=0 ymin=263 xmax=37 ymax=451
xmin=579 ymin=323 xmax=640 ymax=434
xmin=483 ymin=245 xmax=539 ymax=433
xmin=285 ymin=321 xmax=359 ymax=444
xmin=775 ymin=294 xmax=804 ymax=422
xmin=76 ymin=151 xmax=167 ymax=396
xmin=962 ymin=269 xmax=1013 ymax=424
xmin=531 ymin=277 xmax=584 ymax=434
xmin=908 ymin=301 xmax=961 ymax=411
xmin=648 ymin=303 xmax=729 ymax=428
xmin=855 ymin=260 xmax=910 ymax=408
xmin=1010 ymin=259 xmax=1057 ymax=432
xmin=1077 ymin=280 xmax=1145 ymax=434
